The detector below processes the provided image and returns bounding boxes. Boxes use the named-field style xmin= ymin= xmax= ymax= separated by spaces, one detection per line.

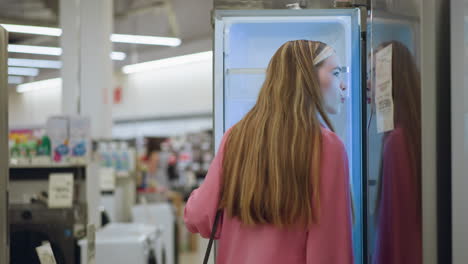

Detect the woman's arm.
xmin=184 ymin=130 xmax=230 ymax=239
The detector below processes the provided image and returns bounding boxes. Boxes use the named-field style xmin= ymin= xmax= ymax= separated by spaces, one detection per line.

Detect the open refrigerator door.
xmin=214 ymin=9 xmax=364 ymax=264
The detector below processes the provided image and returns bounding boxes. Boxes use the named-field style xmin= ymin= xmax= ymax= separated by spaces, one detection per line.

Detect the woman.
xmin=185 ymin=40 xmax=353 ymax=264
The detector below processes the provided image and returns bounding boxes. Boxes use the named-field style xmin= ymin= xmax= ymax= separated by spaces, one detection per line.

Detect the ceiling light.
xmin=1 ymin=24 xmax=62 ymax=36
xmin=111 ymin=34 xmax=181 ymax=46
xmin=111 ymin=52 xmax=127 ymax=61
xmin=16 ymin=78 xmax=62 ymax=93
xmin=122 ymin=51 xmax=212 ymax=74
xmin=8 ymin=44 xmax=126 ymax=61
xmin=1 ymin=23 xmax=182 ymax=47
xmin=8 ymin=58 xmax=62 ymax=69
xmin=8 ymin=76 xmax=24 ymax=85
xmin=8 ymin=67 xmax=39 ymax=77
xmin=8 ymin=44 xmax=62 ymax=56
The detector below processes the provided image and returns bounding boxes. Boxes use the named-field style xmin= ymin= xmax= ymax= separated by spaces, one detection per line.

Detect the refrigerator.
xmin=0 ymin=25 xmax=8 ymax=264
xmin=213 ymin=9 xmax=365 ymax=264
xmin=212 ymin=1 xmax=446 ymax=262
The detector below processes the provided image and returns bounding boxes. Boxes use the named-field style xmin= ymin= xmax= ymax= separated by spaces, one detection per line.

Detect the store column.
xmin=78 ymin=0 xmax=113 ymax=138
xmin=60 ymin=0 xmax=80 ymax=116
xmin=60 ymin=0 xmax=114 ymax=227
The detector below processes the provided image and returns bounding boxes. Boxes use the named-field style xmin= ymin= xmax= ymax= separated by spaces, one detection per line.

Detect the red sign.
xmin=114 ymin=86 xmax=122 ymax=104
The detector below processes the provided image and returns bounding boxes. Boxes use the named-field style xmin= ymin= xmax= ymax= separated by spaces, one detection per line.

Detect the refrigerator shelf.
xmin=226 ymin=68 xmax=266 ymax=75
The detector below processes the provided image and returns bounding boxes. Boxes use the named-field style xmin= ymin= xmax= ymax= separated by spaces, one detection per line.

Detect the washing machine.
xmin=79 ymin=223 xmax=166 ymax=264
xmin=9 ymin=204 xmax=76 ymax=264
xmin=132 ymin=203 xmax=176 ymax=264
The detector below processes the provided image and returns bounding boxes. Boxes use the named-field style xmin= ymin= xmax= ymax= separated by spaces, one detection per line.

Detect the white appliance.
xmin=132 ymin=203 xmax=176 ymax=264
xmin=79 ymin=223 xmax=166 ymax=264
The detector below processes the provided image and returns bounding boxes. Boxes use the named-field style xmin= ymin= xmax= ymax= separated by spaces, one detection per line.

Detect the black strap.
xmin=203 ymin=210 xmax=223 ymax=264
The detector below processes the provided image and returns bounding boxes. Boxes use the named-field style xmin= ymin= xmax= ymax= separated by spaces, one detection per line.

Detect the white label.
xmin=36 ymin=242 xmax=57 ymax=264
xmin=31 ymin=156 xmax=52 ymax=165
xmin=99 ymin=167 xmax=116 ymax=191
xmin=87 ymin=224 xmax=96 ymax=264
xmin=48 ymin=173 xmax=74 ymax=208
xmin=375 ymin=44 xmax=395 ymax=133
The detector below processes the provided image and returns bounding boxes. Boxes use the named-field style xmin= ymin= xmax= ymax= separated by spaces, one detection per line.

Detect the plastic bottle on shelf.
xmin=10 ymin=138 xmax=21 ymax=163
xmin=27 ymin=140 xmax=37 ymax=160
xmin=19 ymin=138 xmax=29 ymax=160
xmin=35 ymin=135 xmax=52 ymax=164
xmin=98 ymin=142 xmax=112 ymax=168
xmin=110 ymin=142 xmax=122 ymax=172
xmin=37 ymin=135 xmax=51 ymax=156
xmin=120 ymin=141 xmax=130 ymax=174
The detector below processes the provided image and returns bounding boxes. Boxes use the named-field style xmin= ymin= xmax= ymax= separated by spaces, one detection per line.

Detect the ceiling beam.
xmin=115 ymin=0 xmax=166 ymax=19
xmin=1 ymin=0 xmax=180 ymax=40
xmin=1 ymin=0 xmax=167 ymax=27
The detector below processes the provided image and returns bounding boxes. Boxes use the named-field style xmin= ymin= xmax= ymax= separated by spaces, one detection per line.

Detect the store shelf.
xmin=9 ymin=165 xmax=87 ymax=180
xmin=226 ymin=67 xmax=349 ymax=75
xmin=9 ymin=163 xmax=88 ymax=169
xmin=226 ymin=68 xmax=266 ymax=75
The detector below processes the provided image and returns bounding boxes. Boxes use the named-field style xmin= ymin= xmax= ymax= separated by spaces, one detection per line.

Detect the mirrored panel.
xmin=367 ymin=1 xmax=422 ymax=263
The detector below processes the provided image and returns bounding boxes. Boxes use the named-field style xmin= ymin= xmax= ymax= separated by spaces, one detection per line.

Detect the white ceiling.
xmin=0 ymin=0 xmax=213 ymax=81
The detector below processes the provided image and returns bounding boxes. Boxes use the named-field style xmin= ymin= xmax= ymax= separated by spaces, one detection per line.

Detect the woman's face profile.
xmin=318 ymin=54 xmax=347 ymax=115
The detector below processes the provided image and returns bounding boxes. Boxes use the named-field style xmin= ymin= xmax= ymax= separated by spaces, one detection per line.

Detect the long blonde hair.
xmin=220 ymin=40 xmax=335 ymax=228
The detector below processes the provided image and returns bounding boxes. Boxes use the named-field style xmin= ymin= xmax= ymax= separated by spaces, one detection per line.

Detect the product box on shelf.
xmin=46 ymin=116 xmax=70 ymax=163
xmin=69 ymin=116 xmax=91 ymax=163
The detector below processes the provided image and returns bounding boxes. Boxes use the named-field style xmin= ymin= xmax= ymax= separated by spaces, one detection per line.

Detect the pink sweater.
xmin=373 ymin=128 xmax=422 ymax=264
xmin=184 ymin=128 xmax=354 ymax=264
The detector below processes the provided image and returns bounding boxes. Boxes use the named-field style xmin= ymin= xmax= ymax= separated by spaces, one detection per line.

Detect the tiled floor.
xmin=179 ymin=235 xmax=215 ymax=264
xmin=179 ymin=252 xmax=199 ymax=263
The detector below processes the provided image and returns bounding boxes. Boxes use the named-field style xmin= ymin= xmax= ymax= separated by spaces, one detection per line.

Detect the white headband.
xmin=313 ymin=46 xmax=334 ymax=66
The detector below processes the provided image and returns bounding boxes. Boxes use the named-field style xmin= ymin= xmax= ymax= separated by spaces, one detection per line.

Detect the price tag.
xmin=99 ymin=167 xmax=115 ymax=191
xmin=48 ymin=173 xmax=74 ymax=208
xmin=87 ymin=224 xmax=96 ymax=264
xmin=36 ymin=242 xmax=57 ymax=264
xmin=375 ymin=44 xmax=395 ymax=133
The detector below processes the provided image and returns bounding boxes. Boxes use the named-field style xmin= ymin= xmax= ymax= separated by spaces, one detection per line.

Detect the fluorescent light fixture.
xmin=122 ymin=51 xmax=212 ymax=74
xmin=8 ymin=58 xmax=62 ymax=69
xmin=2 ymin=23 xmax=182 ymax=46
xmin=111 ymin=51 xmax=127 ymax=61
xmin=8 ymin=67 xmax=39 ymax=77
xmin=8 ymin=44 xmax=126 ymax=61
xmin=111 ymin=34 xmax=181 ymax=46
xmin=8 ymin=76 xmax=24 ymax=84
xmin=1 ymin=24 xmax=62 ymax=36
xmin=16 ymin=78 xmax=62 ymax=93
xmin=8 ymin=44 xmax=62 ymax=56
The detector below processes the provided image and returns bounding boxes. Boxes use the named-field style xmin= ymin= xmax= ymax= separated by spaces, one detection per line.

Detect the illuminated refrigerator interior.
xmin=214 ymin=9 xmax=364 ymax=264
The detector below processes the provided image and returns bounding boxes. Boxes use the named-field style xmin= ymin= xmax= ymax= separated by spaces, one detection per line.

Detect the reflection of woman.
xmin=185 ymin=40 xmax=353 ymax=263
xmin=373 ymin=41 xmax=422 ymax=264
